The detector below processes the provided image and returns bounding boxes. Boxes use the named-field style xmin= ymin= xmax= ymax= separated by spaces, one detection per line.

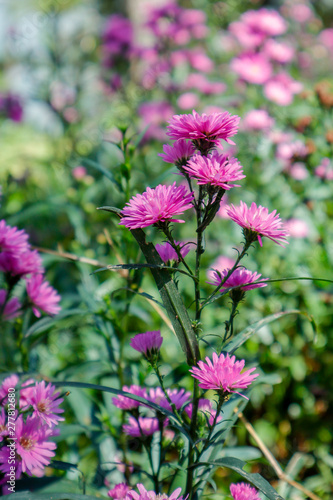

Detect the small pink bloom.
xmin=264 ymin=73 xmax=303 ymax=106
xmin=315 ymin=158 xmax=333 ymax=180
xmin=208 ymin=267 xmax=268 ymax=291
xmin=288 ymin=162 xmax=309 ymax=180
xmin=123 ymin=416 xmax=160 ymax=437
xmin=146 ymin=387 xmax=191 ymax=412
xmin=207 ymin=256 xmax=235 ymax=282
xmin=187 ymin=49 xmax=213 ymax=73
xmin=26 ymin=274 xmax=61 ymax=317
xmin=0 ymin=220 xmax=29 ymax=254
xmin=263 ymin=39 xmax=294 ymax=64
xmin=226 ymin=201 xmax=289 ymax=247
xmin=230 ymin=482 xmax=261 ymax=500
xmin=27 ymin=380 xmax=64 ymax=427
xmin=242 ymin=8 xmax=287 ymax=37
xmin=243 ymin=109 xmax=274 ymax=131
xmin=177 ymin=92 xmax=199 ymax=110
xmin=112 ymin=385 xmax=147 ymax=410
xmin=183 ymin=151 xmax=245 ymax=189
xmin=167 ymin=110 xmax=240 ymax=147
xmin=185 ymin=398 xmax=222 ymax=426
xmin=127 ymin=483 xmax=184 ymax=500
xmin=189 ymin=353 xmax=259 ymax=397
xmin=0 ymin=290 xmax=21 ymax=320
xmin=319 ymin=28 xmax=333 ymax=50
xmin=108 ymin=483 xmax=131 ymax=499
xmin=155 ymin=241 xmax=192 ymax=264
xmin=72 ymin=166 xmax=87 ymax=179
xmin=130 ymin=331 xmax=163 ymax=357
xmin=14 ymin=415 xmax=57 ymax=475
xmin=0 ymin=374 xmax=19 ymax=403
xmin=231 ymin=53 xmax=272 ymax=85
xmin=0 ymin=249 xmax=43 ymax=277
xmin=276 ymin=141 xmax=307 ymax=161
xmin=119 ymin=182 xmax=194 ymax=230
xmin=289 ymin=4 xmax=313 ymax=23
xmin=284 ymin=219 xmax=309 ymax=238
xmin=159 ymin=139 xmax=196 ymax=165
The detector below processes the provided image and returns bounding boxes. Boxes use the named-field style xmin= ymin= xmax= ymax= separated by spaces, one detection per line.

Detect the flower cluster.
xmin=0 ymin=220 xmax=61 ymax=320
xmin=0 ymin=375 xmax=64 ymax=489
xmin=108 ymin=483 xmax=186 ymax=500
xmin=229 ymin=8 xmax=302 ymax=106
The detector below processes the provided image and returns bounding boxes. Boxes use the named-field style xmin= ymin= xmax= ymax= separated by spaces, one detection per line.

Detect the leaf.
xmin=81 ymin=158 xmax=122 ymax=191
xmin=194 ymin=457 xmax=283 ymax=500
xmin=223 ymin=310 xmax=303 ymax=355
xmin=5 ymin=494 xmax=104 ymax=500
xmin=51 ymin=380 xmax=192 ymax=443
xmin=92 ymin=263 xmax=195 ymax=281
xmin=24 ymin=309 xmax=88 ymax=338
xmin=97 ymin=206 xmax=122 ymax=216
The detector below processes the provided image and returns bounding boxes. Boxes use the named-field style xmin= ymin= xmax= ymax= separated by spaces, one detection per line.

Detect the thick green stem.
xmin=185 ymin=378 xmax=199 ymax=499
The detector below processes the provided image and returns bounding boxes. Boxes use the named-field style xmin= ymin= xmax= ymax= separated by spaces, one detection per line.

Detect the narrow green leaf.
xmin=92 ymin=263 xmax=195 ymax=281
xmin=51 ymin=381 xmax=192 ymax=443
xmin=24 ymin=309 xmax=88 ymax=338
xmin=97 ymin=206 xmax=122 ymax=216
xmin=223 ymin=310 xmax=303 ymax=354
xmin=81 ymin=158 xmax=122 ymax=191
xmin=194 ymin=457 xmax=283 ymax=500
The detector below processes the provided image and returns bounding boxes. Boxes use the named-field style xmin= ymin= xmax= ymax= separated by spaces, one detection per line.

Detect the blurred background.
xmin=0 ymin=0 xmax=332 ymax=498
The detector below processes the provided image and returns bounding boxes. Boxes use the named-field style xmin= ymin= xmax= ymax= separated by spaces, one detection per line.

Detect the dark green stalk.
xmin=185 ymin=378 xmax=199 ymax=499
xmin=197 ymin=393 xmax=225 ymax=460
xmin=195 ymin=186 xmax=204 ymax=321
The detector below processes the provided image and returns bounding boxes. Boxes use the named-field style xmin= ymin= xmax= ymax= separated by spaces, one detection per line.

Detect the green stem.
xmin=153 ymin=363 xmax=184 ymax=424
xmin=195 ymin=187 xmax=204 ymax=321
xmin=197 ymin=394 xmax=224 ymax=460
xmin=222 ymin=300 xmax=239 ymax=346
xmin=185 ymin=378 xmax=199 ymax=499
xmin=162 ymin=225 xmax=194 ymax=277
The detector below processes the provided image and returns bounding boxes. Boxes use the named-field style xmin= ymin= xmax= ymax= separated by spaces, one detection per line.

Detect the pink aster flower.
xmin=14 ymin=415 xmax=57 ymax=475
xmin=130 ymin=330 xmax=163 ymax=358
xmin=146 ymin=387 xmax=191 ymax=412
xmin=242 ymin=110 xmax=274 ymax=131
xmin=158 ymin=139 xmax=196 ymax=166
xmin=155 ymin=241 xmax=192 ymax=264
xmin=208 ymin=267 xmax=268 ymax=292
xmin=123 ymin=416 xmax=160 ymax=437
xmin=263 ymin=39 xmax=294 ymax=64
xmin=226 ymin=201 xmax=289 ymax=247
xmin=207 ymin=256 xmax=235 ymax=281
xmin=230 ymin=482 xmax=261 ymax=500
xmin=0 ymin=289 xmax=21 ymax=320
xmin=0 ymin=249 xmax=43 ymax=277
xmin=230 ymin=53 xmax=272 ymax=85
xmin=264 ymin=73 xmax=303 ymax=106
xmin=183 ymin=151 xmax=245 ymax=190
xmin=315 ymin=158 xmax=333 ymax=180
xmin=119 ymin=182 xmax=194 ymax=230
xmin=284 ymin=219 xmax=309 ymax=238
xmin=127 ymin=483 xmax=185 ymax=500
xmin=26 ymin=274 xmax=61 ymax=317
xmin=185 ymin=398 xmax=222 ymax=426
xmin=108 ymin=483 xmax=131 ymax=499
xmin=0 ymin=374 xmax=19 ymax=403
xmin=27 ymin=380 xmax=64 ymax=427
xmin=189 ymin=353 xmax=259 ymax=398
xmin=167 ymin=110 xmax=240 ymax=148
xmin=112 ymin=385 xmax=147 ymax=410
xmin=242 ymin=8 xmax=287 ymax=37
xmin=0 ymin=220 xmax=29 ymax=254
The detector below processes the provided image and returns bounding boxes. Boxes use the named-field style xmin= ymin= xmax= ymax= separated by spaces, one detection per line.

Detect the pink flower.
xmin=185 ymin=73 xmax=226 ymax=95
xmin=155 ymin=241 xmax=192 ymax=264
xmin=0 ymin=446 xmax=22 ymax=480
xmin=0 ymin=374 xmax=19 ymax=403
xmin=242 ymin=9 xmax=287 ymax=37
xmin=183 ymin=151 xmax=245 ymax=189
xmin=0 ymin=290 xmax=21 ymax=320
xmin=207 ymin=256 xmax=235 ymax=281
xmin=167 ymin=110 xmax=240 ymax=147
xmin=0 ymin=407 xmax=8 ymax=442
xmin=243 ymin=109 xmax=274 ymax=131
xmin=146 ymin=387 xmax=191 ymax=411
xmin=159 ymin=139 xmax=196 ymax=165
xmin=123 ymin=416 xmax=160 ymax=437
xmin=189 ymin=353 xmax=259 ymax=397
xmin=127 ymin=483 xmax=184 ymax=500
xmin=276 ymin=141 xmax=307 ymax=161
xmin=130 ymin=331 xmax=163 ymax=357
xmin=0 ymin=249 xmax=43 ymax=277
xmin=315 ymin=158 xmax=333 ymax=180
xmin=27 ymin=381 xmax=64 ymax=427
xmin=185 ymin=398 xmax=222 ymax=426
xmin=119 ymin=182 xmax=194 ymax=230
xmin=226 ymin=201 xmax=289 ymax=247
xmin=108 ymin=483 xmax=131 ymax=499
xmin=14 ymin=415 xmax=57 ymax=475
xmin=263 ymin=39 xmax=294 ymax=64
xmin=208 ymin=267 xmax=268 ymax=291
xmin=231 ymin=53 xmax=272 ymax=85
xmin=264 ymin=73 xmax=303 ymax=106
xmin=319 ymin=28 xmax=333 ymax=50
xmin=72 ymin=166 xmax=87 ymax=179
xmin=288 ymin=162 xmax=309 ymax=180
xmin=217 ymin=195 xmax=230 ymax=219
xmin=26 ymin=274 xmax=61 ymax=317
xmin=284 ymin=219 xmax=309 ymax=238
xmin=138 ymin=101 xmax=174 ymax=140
xmin=112 ymin=385 xmax=147 ymax=410
xmin=177 ymin=92 xmax=199 ymax=110
xmin=230 ymin=482 xmax=261 ymax=500
xmin=0 ymin=220 xmax=29 ymax=254
xmin=187 ymin=49 xmax=213 ymax=73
